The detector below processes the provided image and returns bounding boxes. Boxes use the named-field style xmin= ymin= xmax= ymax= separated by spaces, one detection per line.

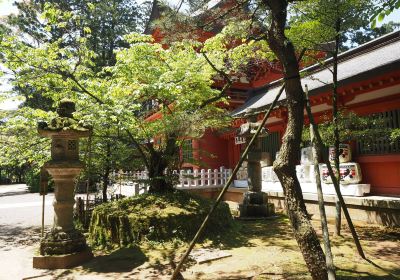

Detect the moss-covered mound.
xmin=89 ymin=190 xmax=233 ymax=248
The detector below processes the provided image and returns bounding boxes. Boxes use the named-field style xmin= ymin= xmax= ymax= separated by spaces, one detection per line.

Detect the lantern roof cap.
xmin=38 ymin=100 xmax=92 ymax=138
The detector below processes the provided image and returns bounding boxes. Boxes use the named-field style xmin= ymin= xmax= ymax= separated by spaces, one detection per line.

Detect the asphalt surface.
xmin=0 ymin=183 xmax=137 ymax=280
xmin=0 ymin=184 xmax=54 ymax=280
xmin=0 ymin=184 xmax=54 ymax=228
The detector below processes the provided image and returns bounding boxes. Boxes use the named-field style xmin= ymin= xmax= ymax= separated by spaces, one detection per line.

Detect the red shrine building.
xmin=182 ymin=32 xmax=400 ymax=197
xmin=145 ymin=2 xmax=400 ymax=197
xmin=218 ymin=32 xmax=400 ymax=197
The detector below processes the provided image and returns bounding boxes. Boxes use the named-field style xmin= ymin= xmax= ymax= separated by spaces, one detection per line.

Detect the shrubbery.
xmin=25 ymin=169 xmax=41 ymax=193
xmin=89 ymin=190 xmax=234 ymax=248
xmin=25 ymin=169 xmax=54 ymax=193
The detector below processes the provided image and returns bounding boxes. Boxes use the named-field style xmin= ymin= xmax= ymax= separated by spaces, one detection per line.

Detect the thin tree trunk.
xmin=264 ymin=1 xmax=327 ymax=279
xmin=306 ymin=85 xmax=336 ymax=280
xmin=102 ymin=142 xmax=111 ymax=202
xmin=305 ymin=89 xmax=366 ymax=260
xmin=333 ymin=17 xmax=342 ymax=236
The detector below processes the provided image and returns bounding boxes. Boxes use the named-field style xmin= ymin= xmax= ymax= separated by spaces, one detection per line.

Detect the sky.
xmin=0 ymin=0 xmax=400 ymax=110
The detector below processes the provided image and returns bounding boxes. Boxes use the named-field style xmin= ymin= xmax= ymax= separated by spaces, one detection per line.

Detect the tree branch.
xmin=199 ymin=52 xmax=232 ymax=108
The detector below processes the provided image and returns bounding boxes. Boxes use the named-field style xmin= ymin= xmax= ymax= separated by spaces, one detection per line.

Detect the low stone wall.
xmin=183 ymin=186 xmax=400 ymax=227
xmin=180 ymin=186 xmax=246 ymax=202
xmin=267 ymin=192 xmax=400 ymax=227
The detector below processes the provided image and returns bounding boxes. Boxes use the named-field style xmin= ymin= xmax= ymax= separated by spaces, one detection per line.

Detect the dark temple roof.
xmin=232 ymin=30 xmax=400 ymax=117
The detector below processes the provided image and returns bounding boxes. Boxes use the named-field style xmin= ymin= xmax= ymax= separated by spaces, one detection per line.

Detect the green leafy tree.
xmin=302 ymin=110 xmax=390 ymax=146
xmin=0 ymin=6 xmax=231 ymax=193
xmin=288 ymin=0 xmax=380 ymax=237
xmin=343 ymin=21 xmax=400 ymax=50
xmin=1 ymin=0 xmax=144 ymax=192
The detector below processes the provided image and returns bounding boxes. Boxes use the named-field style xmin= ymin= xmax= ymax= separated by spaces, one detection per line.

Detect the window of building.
xmin=357 ymin=108 xmax=400 ymax=155
xmin=182 ymin=139 xmax=193 ymax=162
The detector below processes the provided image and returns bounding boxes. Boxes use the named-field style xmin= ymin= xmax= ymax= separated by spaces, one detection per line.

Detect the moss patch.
xmin=88 ymin=190 xmax=233 ymax=248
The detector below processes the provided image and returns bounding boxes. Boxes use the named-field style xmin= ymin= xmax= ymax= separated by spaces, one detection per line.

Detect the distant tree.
xmin=371 ymin=0 xmax=400 ymax=28
xmin=3 ymin=0 xmax=143 ymax=110
xmin=343 ymin=21 xmax=400 ymax=50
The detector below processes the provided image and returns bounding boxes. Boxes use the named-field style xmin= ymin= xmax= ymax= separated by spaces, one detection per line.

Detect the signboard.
xmin=320 ymin=162 xmax=362 ymax=184
xmin=235 ymin=136 xmax=246 ymax=145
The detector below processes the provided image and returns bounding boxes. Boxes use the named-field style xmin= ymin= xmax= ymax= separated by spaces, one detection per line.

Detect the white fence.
xmin=174 ymin=167 xmax=232 ymax=188
xmin=111 ymin=167 xmax=232 ymax=191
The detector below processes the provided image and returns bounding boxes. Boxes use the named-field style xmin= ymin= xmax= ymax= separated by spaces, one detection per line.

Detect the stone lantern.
xmin=33 ymin=100 xmax=93 ymax=269
xmin=237 ymin=115 xmax=267 ymax=192
xmin=237 ymin=115 xmax=274 ymax=218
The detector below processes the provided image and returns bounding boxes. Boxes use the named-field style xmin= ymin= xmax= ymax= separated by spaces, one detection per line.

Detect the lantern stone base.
xmin=33 ymin=249 xmax=93 ymax=269
xmin=34 ymin=228 xmax=93 ymax=269
xmin=39 ymin=228 xmax=88 ymax=255
xmin=239 ymin=191 xmax=275 ymax=218
xmin=239 ymin=203 xmax=275 ymax=217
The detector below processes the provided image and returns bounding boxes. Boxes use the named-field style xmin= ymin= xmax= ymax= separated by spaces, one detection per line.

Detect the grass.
xmin=88 ymin=190 xmax=234 ymax=248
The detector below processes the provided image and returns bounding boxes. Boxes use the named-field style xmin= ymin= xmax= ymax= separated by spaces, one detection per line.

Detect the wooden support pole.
xmin=40 ymin=167 xmax=49 ymax=238
xmin=304 ymin=86 xmax=366 ymax=259
xmin=305 ymin=85 xmax=336 ymax=280
xmin=85 ymin=134 xmax=93 ymax=227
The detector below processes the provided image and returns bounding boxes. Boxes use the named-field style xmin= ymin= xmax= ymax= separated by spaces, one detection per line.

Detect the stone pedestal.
xmin=239 ymin=191 xmax=275 ymax=218
xmin=33 ymin=250 xmax=93 ymax=269
xmin=33 ymin=162 xmax=93 ymax=268
xmin=247 ymin=152 xmax=262 ymax=192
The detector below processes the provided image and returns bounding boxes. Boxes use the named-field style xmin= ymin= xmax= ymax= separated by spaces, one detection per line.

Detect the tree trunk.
xmin=102 ymin=143 xmax=112 ymax=202
xmin=333 ymin=17 xmax=342 ymax=236
xmin=102 ymin=171 xmax=109 ymax=202
xmin=264 ymin=1 xmax=328 ymax=279
xmin=148 ymin=136 xmax=178 ymax=193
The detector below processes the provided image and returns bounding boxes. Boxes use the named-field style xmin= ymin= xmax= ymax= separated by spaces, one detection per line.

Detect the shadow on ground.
xmin=337 ymin=267 xmax=400 ymax=280
xmin=0 ymin=224 xmax=41 ymax=248
xmin=208 ymin=215 xmax=296 ymax=250
xmin=82 ymin=247 xmax=148 ymax=273
xmin=0 ymin=190 xmax=29 ymax=197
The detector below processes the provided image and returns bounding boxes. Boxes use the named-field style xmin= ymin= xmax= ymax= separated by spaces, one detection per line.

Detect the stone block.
xmin=329 ymin=143 xmax=352 ymax=163
xmin=233 ymin=180 xmax=248 ymax=188
xmin=238 ymin=203 xmax=275 ymax=217
xmin=300 ymin=147 xmax=314 ymax=165
xmin=243 ymin=191 xmax=265 ymax=204
xmin=262 ymin=166 xmax=279 ymax=182
xmin=33 ymin=249 xmax=93 ymax=269
xmin=320 ymin=162 xmax=362 ymax=184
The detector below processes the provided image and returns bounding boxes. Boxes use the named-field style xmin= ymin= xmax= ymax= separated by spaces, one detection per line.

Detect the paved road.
xmin=0 ymin=184 xmax=54 ymax=227
xmin=0 ymin=184 xmax=55 ymax=280
xmin=0 ymin=183 xmax=139 ymax=280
